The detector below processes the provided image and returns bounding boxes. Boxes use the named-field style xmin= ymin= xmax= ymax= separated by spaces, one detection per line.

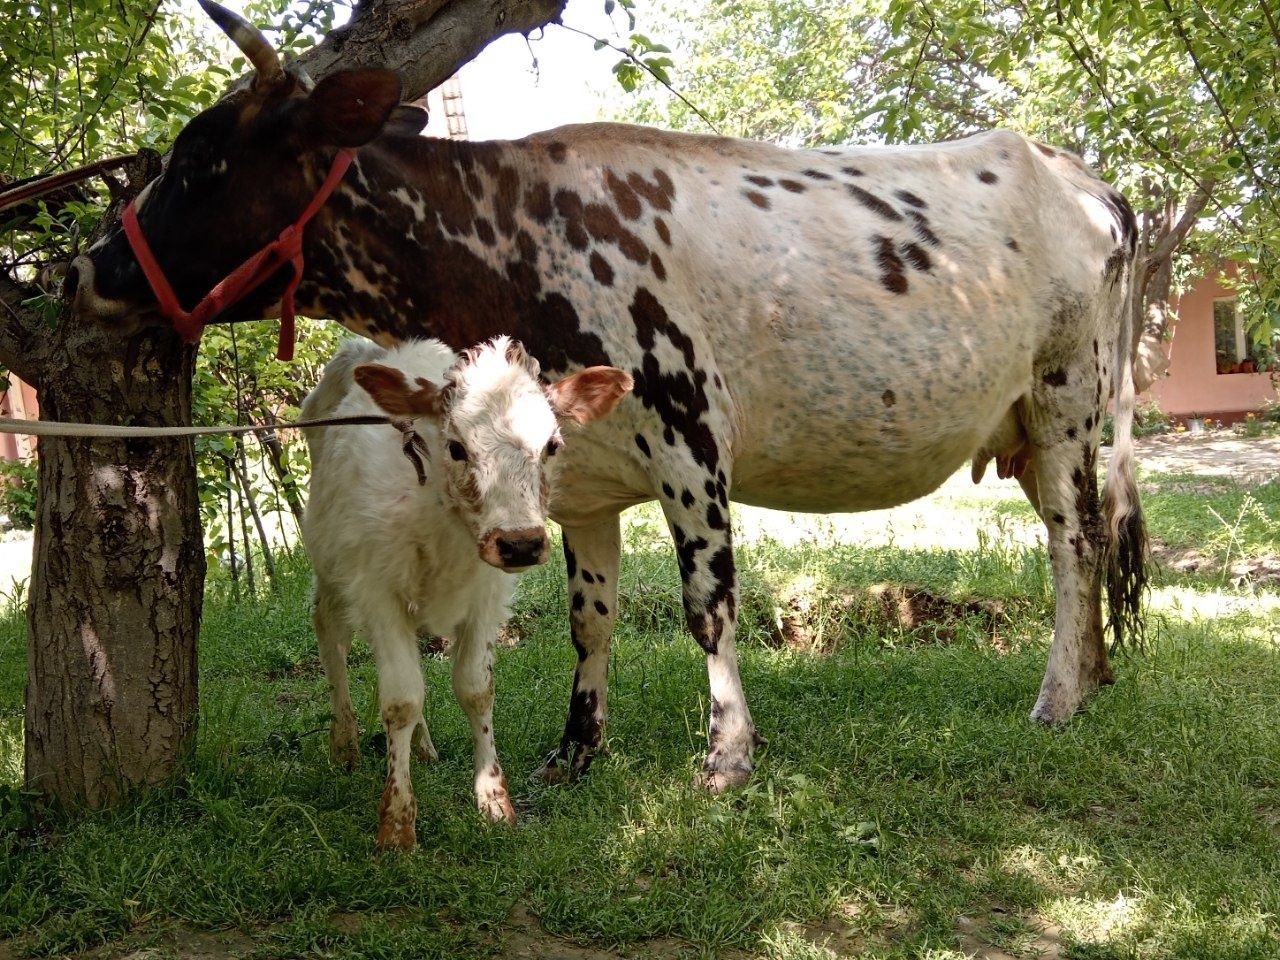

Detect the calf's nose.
xmin=496 ymin=533 xmax=547 ymax=568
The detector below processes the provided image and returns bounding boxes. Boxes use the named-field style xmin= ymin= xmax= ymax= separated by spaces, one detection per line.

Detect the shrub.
xmin=0 ymin=459 xmax=37 ymax=530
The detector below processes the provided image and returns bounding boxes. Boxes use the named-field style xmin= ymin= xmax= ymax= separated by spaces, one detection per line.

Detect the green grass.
xmin=1 ymin=476 xmax=1278 ymax=959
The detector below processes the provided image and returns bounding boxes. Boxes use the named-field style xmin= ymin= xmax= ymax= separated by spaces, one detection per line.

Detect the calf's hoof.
xmin=411 ymin=723 xmax=439 ymax=764
xmin=376 ymin=814 xmax=416 ymax=851
xmin=330 ymin=727 xmax=361 ymax=771
xmin=478 ymin=790 xmax=518 ymax=825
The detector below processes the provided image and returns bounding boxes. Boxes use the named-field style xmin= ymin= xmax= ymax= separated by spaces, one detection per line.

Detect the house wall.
xmin=1 ymin=377 xmax=38 ymax=461
xmin=1145 ymin=266 xmax=1278 ymax=420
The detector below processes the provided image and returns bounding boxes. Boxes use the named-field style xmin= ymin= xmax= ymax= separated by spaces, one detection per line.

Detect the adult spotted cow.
xmin=69 ymin=2 xmax=1147 ymax=790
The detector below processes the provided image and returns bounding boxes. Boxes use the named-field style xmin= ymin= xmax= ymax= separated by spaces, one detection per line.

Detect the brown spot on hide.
xmin=779 ymin=179 xmax=806 ymax=193
xmin=1006 ymin=238 xmax=1019 ymax=251
xmin=901 ymin=242 xmax=932 ymax=271
xmin=524 ymin=181 xmax=553 ymax=224
xmin=604 ymin=169 xmax=643 ymax=220
xmin=802 ymin=168 xmax=832 ymax=180
xmin=841 ymin=166 xmax=864 ymax=177
xmin=882 ymin=388 xmax=896 ymax=406
xmin=904 ymin=211 xmax=940 ymax=248
xmin=745 ymin=174 xmax=773 ymax=187
xmin=627 ymin=169 xmax=675 ymax=211
xmin=977 ymin=169 xmax=998 ymax=184
xmin=474 ymin=217 xmax=496 ymax=246
xmin=650 ymin=252 xmax=666 ymax=280
xmin=874 ymin=235 xmax=908 ymax=294
xmin=744 ymin=190 xmax=770 ymax=209
xmin=584 ymin=202 xmax=649 ymax=263
xmin=547 ymin=141 xmax=568 ymax=162
xmin=494 ymin=166 xmax=520 ymax=237
xmin=554 ymin=189 xmax=589 ymax=250
xmin=848 ymin=184 xmax=902 ymax=221
xmin=654 ymin=217 xmax=672 ymax=246
xmin=590 ymin=251 xmax=614 ymax=285
xmin=895 ymin=190 xmax=927 ymax=208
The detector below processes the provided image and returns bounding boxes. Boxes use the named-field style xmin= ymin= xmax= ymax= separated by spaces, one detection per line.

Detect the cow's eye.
xmin=545 ymin=438 xmax=562 ymax=457
xmin=448 ymin=440 xmax=468 ymax=462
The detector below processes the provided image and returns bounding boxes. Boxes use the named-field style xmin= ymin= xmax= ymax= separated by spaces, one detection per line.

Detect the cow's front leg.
xmin=364 ymin=610 xmax=424 ymax=850
xmin=660 ymin=480 xmax=756 ymax=791
xmin=535 ymin=516 xmax=622 ymax=782
xmin=452 ymin=618 xmax=515 ymax=824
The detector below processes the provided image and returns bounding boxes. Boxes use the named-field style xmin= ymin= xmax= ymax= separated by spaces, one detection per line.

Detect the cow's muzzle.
xmin=480 ymin=527 xmax=549 ymax=572
xmin=66 ymin=255 xmax=152 ymax=331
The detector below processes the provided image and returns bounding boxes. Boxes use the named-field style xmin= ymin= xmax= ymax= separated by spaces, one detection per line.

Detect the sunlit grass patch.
xmin=1 ymin=468 xmax=1278 ymax=958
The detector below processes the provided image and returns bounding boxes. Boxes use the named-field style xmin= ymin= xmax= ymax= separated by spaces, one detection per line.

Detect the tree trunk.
xmin=8 ymin=0 xmax=567 ymax=809
xmin=23 ymin=320 xmax=204 ymax=808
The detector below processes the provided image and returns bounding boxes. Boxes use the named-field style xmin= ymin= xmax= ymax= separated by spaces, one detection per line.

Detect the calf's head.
xmin=355 ymin=337 xmax=632 ymax=571
xmin=66 ymin=0 xmax=414 ymax=330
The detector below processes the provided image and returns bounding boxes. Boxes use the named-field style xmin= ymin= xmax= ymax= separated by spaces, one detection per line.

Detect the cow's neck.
xmin=298 ymin=136 xmax=613 ymax=373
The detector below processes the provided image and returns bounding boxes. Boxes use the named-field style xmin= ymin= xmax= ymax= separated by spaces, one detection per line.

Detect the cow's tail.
xmin=299 ymin=336 xmax=384 ymax=459
xmin=1101 ymin=194 xmax=1149 ymax=651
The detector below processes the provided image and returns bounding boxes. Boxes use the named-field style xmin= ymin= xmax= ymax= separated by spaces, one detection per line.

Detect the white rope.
xmin=0 ymin=413 xmax=394 ymax=439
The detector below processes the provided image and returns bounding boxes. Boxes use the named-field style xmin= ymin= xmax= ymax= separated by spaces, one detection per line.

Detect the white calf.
xmin=301 ymin=336 xmax=630 ymax=849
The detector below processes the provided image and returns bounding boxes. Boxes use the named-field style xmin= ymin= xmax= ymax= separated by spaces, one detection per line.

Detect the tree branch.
xmin=296 ymin=0 xmax=568 ymax=100
xmin=1146 ymin=179 xmax=1215 ymax=268
xmin=0 ymin=273 xmax=46 ymax=387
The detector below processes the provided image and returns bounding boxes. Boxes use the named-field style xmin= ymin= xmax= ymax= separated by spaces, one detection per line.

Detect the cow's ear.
xmin=546 ymin=366 xmax=633 ymax=425
xmin=384 ymin=103 xmax=429 ymax=137
xmin=354 ymin=363 xmax=444 ymax=418
xmin=296 ymin=68 xmax=403 ymax=148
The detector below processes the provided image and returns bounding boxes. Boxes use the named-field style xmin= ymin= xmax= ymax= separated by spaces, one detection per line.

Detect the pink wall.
xmin=0 ymin=377 xmax=38 ymax=461
xmin=1146 ymin=265 xmax=1278 ymax=419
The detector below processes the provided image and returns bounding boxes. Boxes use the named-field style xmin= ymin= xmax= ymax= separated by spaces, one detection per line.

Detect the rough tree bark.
xmin=3 ymin=0 xmax=566 ymax=809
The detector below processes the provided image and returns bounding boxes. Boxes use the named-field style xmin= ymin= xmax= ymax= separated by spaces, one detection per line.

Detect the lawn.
xmin=0 ymin=466 xmax=1277 ymax=959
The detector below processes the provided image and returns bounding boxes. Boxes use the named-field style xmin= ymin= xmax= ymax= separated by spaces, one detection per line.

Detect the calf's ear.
xmin=353 ymin=363 xmax=444 ymax=418
xmin=547 ymin=367 xmax=633 ymax=425
xmin=295 ymin=68 xmax=403 ymax=148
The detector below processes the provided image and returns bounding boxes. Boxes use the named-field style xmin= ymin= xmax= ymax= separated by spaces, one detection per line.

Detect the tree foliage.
xmin=626 ymin=0 xmax=1280 ymax=357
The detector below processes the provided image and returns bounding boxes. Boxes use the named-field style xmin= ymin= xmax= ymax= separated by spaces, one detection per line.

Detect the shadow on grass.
xmin=1 ymin=519 xmax=1278 ymax=959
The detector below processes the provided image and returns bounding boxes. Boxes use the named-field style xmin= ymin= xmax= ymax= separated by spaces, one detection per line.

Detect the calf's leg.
xmin=453 ymin=618 xmax=515 ymax=824
xmin=313 ymin=578 xmax=360 ymax=769
xmin=536 ymin=516 xmax=622 ymax=782
xmin=363 ymin=609 xmax=425 ymax=850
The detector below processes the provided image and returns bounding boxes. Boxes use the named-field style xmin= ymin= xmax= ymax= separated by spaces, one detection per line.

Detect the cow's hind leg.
xmin=659 ymin=477 xmax=757 ymax=790
xmin=535 ymin=516 xmax=622 ymax=782
xmin=313 ymin=577 xmax=360 ymax=769
xmin=1024 ymin=353 xmax=1115 ymax=724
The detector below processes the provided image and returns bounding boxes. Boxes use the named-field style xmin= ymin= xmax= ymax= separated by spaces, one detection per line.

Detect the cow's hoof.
xmin=696 ymin=755 xmax=754 ymax=793
xmin=478 ymin=790 xmax=518 ymax=825
xmin=530 ymin=747 xmax=594 ymax=785
xmin=1030 ymin=690 xmax=1081 ymax=726
xmin=411 ymin=724 xmax=439 ymax=764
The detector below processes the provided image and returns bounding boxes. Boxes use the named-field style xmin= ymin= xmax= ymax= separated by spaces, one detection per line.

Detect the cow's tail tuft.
xmin=1102 ymin=205 xmax=1149 ymax=651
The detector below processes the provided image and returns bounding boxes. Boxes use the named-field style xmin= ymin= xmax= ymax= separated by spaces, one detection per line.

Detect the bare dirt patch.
xmin=767 ymin=582 xmax=1010 ymax=653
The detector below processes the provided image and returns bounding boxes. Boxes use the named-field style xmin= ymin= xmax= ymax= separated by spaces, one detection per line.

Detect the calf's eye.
xmin=448 ymin=440 xmax=468 ymax=462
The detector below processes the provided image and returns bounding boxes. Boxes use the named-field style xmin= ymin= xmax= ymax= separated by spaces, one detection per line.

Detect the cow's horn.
xmin=197 ymin=0 xmax=285 ymax=89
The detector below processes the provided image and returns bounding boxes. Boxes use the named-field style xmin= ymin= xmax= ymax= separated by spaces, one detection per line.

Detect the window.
xmin=1213 ymin=298 xmax=1263 ymax=374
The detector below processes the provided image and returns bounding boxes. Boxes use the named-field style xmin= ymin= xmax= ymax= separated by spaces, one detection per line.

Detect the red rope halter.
xmin=121 ymin=148 xmax=356 ymax=361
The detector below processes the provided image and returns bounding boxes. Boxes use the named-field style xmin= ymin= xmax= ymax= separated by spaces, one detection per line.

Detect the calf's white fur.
xmin=301 ymin=336 xmax=630 ymax=849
